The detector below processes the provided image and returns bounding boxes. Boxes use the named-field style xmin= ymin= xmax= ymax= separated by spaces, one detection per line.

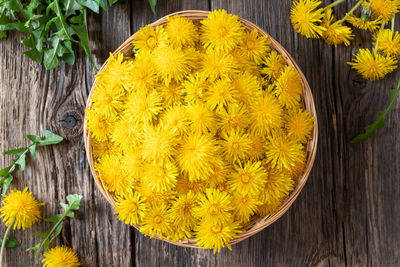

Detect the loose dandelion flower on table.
xmin=321 ymin=8 xmax=354 ymax=47
xmin=348 ymin=48 xmax=398 ymax=80
xmin=373 ymin=28 xmax=400 ymax=57
xmin=86 ymin=10 xmax=315 ymax=252
xmin=369 ymin=0 xmax=400 ymax=22
xmin=346 ymin=14 xmax=383 ymax=31
xmin=0 ymin=187 xmax=43 ymax=230
xmin=42 ymin=246 xmax=81 ymax=267
xmin=290 ymin=0 xmax=326 ymax=38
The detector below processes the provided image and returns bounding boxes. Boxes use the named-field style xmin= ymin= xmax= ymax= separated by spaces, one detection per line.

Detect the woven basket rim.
xmin=83 ymin=10 xmax=319 ymax=248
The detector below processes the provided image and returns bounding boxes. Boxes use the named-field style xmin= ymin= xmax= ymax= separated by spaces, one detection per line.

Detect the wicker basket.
xmin=83 ymin=10 xmax=318 ymax=248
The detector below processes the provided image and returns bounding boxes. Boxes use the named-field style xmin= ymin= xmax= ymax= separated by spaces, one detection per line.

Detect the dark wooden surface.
xmin=1 ymin=0 xmax=400 ymax=266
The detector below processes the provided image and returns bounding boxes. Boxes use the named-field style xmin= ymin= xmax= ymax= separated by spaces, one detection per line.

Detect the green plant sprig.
xmin=28 ymin=194 xmax=83 ymax=260
xmin=352 ymin=80 xmax=400 ymax=142
xmin=0 ymin=0 xmax=156 ymax=70
xmin=0 ymin=129 xmax=63 ymax=195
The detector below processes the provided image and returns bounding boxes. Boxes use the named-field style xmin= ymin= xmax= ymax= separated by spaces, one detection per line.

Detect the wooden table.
xmin=1 ymin=0 xmax=399 ymax=266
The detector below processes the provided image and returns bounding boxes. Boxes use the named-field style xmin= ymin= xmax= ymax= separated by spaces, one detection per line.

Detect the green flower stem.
xmin=374 ymin=21 xmax=386 ymax=53
xmin=339 ymin=0 xmax=364 ymax=23
xmin=0 ymin=220 xmax=15 ymax=267
xmin=324 ymin=0 xmax=346 ymax=10
xmin=34 ymin=200 xmax=77 ymax=259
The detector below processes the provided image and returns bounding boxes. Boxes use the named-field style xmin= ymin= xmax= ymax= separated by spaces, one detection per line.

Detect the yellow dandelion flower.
xmin=140 ymin=204 xmax=171 ymax=238
xmin=137 ymin=185 xmax=173 ymax=205
xmin=166 ymin=15 xmax=198 ymax=47
xmin=200 ymin=9 xmax=244 ymax=53
xmin=206 ymin=78 xmax=236 ymax=111
xmin=195 ymin=219 xmax=240 ymax=253
xmin=249 ymin=91 xmax=283 ymax=135
xmin=240 ymin=29 xmax=271 ymax=64
xmin=286 ymin=109 xmax=315 ymax=143
xmin=231 ymin=72 xmax=262 ymax=105
xmin=257 ymin=197 xmax=284 ymax=217
xmin=200 ymin=51 xmax=237 ymax=81
xmin=167 ymin=223 xmax=192 ymax=242
xmin=220 ymin=130 xmax=251 ymax=163
xmin=168 ymin=192 xmax=199 ymax=229
xmin=182 ymin=72 xmax=209 ymax=103
xmin=141 ymin=124 xmax=177 ymax=163
xmin=274 ymin=65 xmax=303 ymax=108
xmin=231 ymin=193 xmax=261 ymax=224
xmin=290 ymin=0 xmax=326 ymax=38
xmin=161 ymin=105 xmax=189 ymax=135
xmin=373 ymin=28 xmax=400 ymax=57
xmin=195 ymin=188 xmax=233 ymax=223
xmin=124 ymin=90 xmax=163 ymax=124
xmin=228 ymin=161 xmax=267 ymax=195
xmin=142 ymin=161 xmax=179 ymax=192
xmin=133 ymin=25 xmax=167 ymax=53
xmin=125 ymin=52 xmax=158 ymax=92
xmin=91 ymin=82 xmax=125 ymax=118
xmin=346 ymin=14 xmax=383 ymax=31
xmin=114 ymin=192 xmax=145 ymax=226
xmin=121 ymin=149 xmax=144 ymax=182
xmin=262 ymin=50 xmax=287 ymax=80
xmin=248 ymin=134 xmax=266 ymax=161
xmin=86 ymin=109 xmax=115 ymax=142
xmin=259 ymin=166 xmax=294 ymax=204
xmin=176 ymin=133 xmax=218 ymax=181
xmin=217 ymin=103 xmax=250 ymax=132
xmin=0 ymin=187 xmax=43 ymax=230
xmin=96 ymin=53 xmax=132 ymax=89
xmin=154 ymin=46 xmax=195 ymax=85
xmin=111 ymin=116 xmax=142 ymax=152
xmin=42 ymin=246 xmax=80 ymax=267
xmin=229 ymin=48 xmax=252 ymax=69
xmin=348 ymin=48 xmax=398 ymax=81
xmin=289 ymin=151 xmax=307 ymax=180
xmin=91 ymin=138 xmax=119 ymax=158
xmin=264 ymin=132 xmax=304 ymax=170
xmin=186 ymin=102 xmax=218 ymax=134
xmin=158 ymin=80 xmax=183 ymax=107
xmin=176 ymin=175 xmax=206 ymax=194
xmin=206 ymin=158 xmax=231 ymax=188
xmin=95 ymin=155 xmax=133 ymax=196
xmin=370 ymin=0 xmax=400 ymax=21
xmin=321 ymin=9 xmax=354 ymax=47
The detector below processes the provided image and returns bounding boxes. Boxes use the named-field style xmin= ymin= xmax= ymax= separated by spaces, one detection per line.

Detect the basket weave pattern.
xmin=83 ymin=10 xmax=318 ymax=248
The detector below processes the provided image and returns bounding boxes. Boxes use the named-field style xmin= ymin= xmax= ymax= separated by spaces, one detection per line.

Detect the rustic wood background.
xmin=1 ymin=0 xmax=399 ymax=266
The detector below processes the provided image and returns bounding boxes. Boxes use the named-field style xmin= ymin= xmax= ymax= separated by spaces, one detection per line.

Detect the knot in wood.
xmin=350 ymin=73 xmax=367 ymax=90
xmin=55 ymin=104 xmax=83 ymax=141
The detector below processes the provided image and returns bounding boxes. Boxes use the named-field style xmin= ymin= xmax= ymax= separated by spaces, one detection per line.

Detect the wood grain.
xmin=1 ymin=0 xmax=400 ymax=266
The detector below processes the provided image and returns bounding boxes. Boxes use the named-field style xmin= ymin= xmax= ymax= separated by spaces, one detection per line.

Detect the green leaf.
xmin=43 ymin=36 xmax=62 ymax=69
xmin=3 ymin=147 xmax=25 ymax=156
xmin=0 ymin=236 xmax=20 ymax=248
xmin=2 ymin=175 xmax=13 ymax=196
xmin=32 ymin=231 xmax=49 ymax=239
xmin=352 ymin=80 xmax=400 ymax=143
xmin=44 ymin=214 xmax=63 ymax=223
xmin=70 ymin=14 xmax=95 ymax=67
xmin=37 ymin=129 xmax=63 ymax=146
xmin=108 ymin=0 xmax=120 ymax=5
xmin=29 ymin=144 xmax=36 ymax=159
xmin=26 ymin=134 xmax=41 ymax=143
xmin=15 ymin=153 xmax=26 ymax=171
xmin=148 ymin=0 xmax=157 ymax=15
xmin=66 ymin=194 xmax=83 ymax=210
xmin=0 ymin=167 xmax=10 ymax=177
xmin=26 ymin=242 xmax=41 ymax=252
xmin=76 ymin=0 xmax=100 ymax=13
